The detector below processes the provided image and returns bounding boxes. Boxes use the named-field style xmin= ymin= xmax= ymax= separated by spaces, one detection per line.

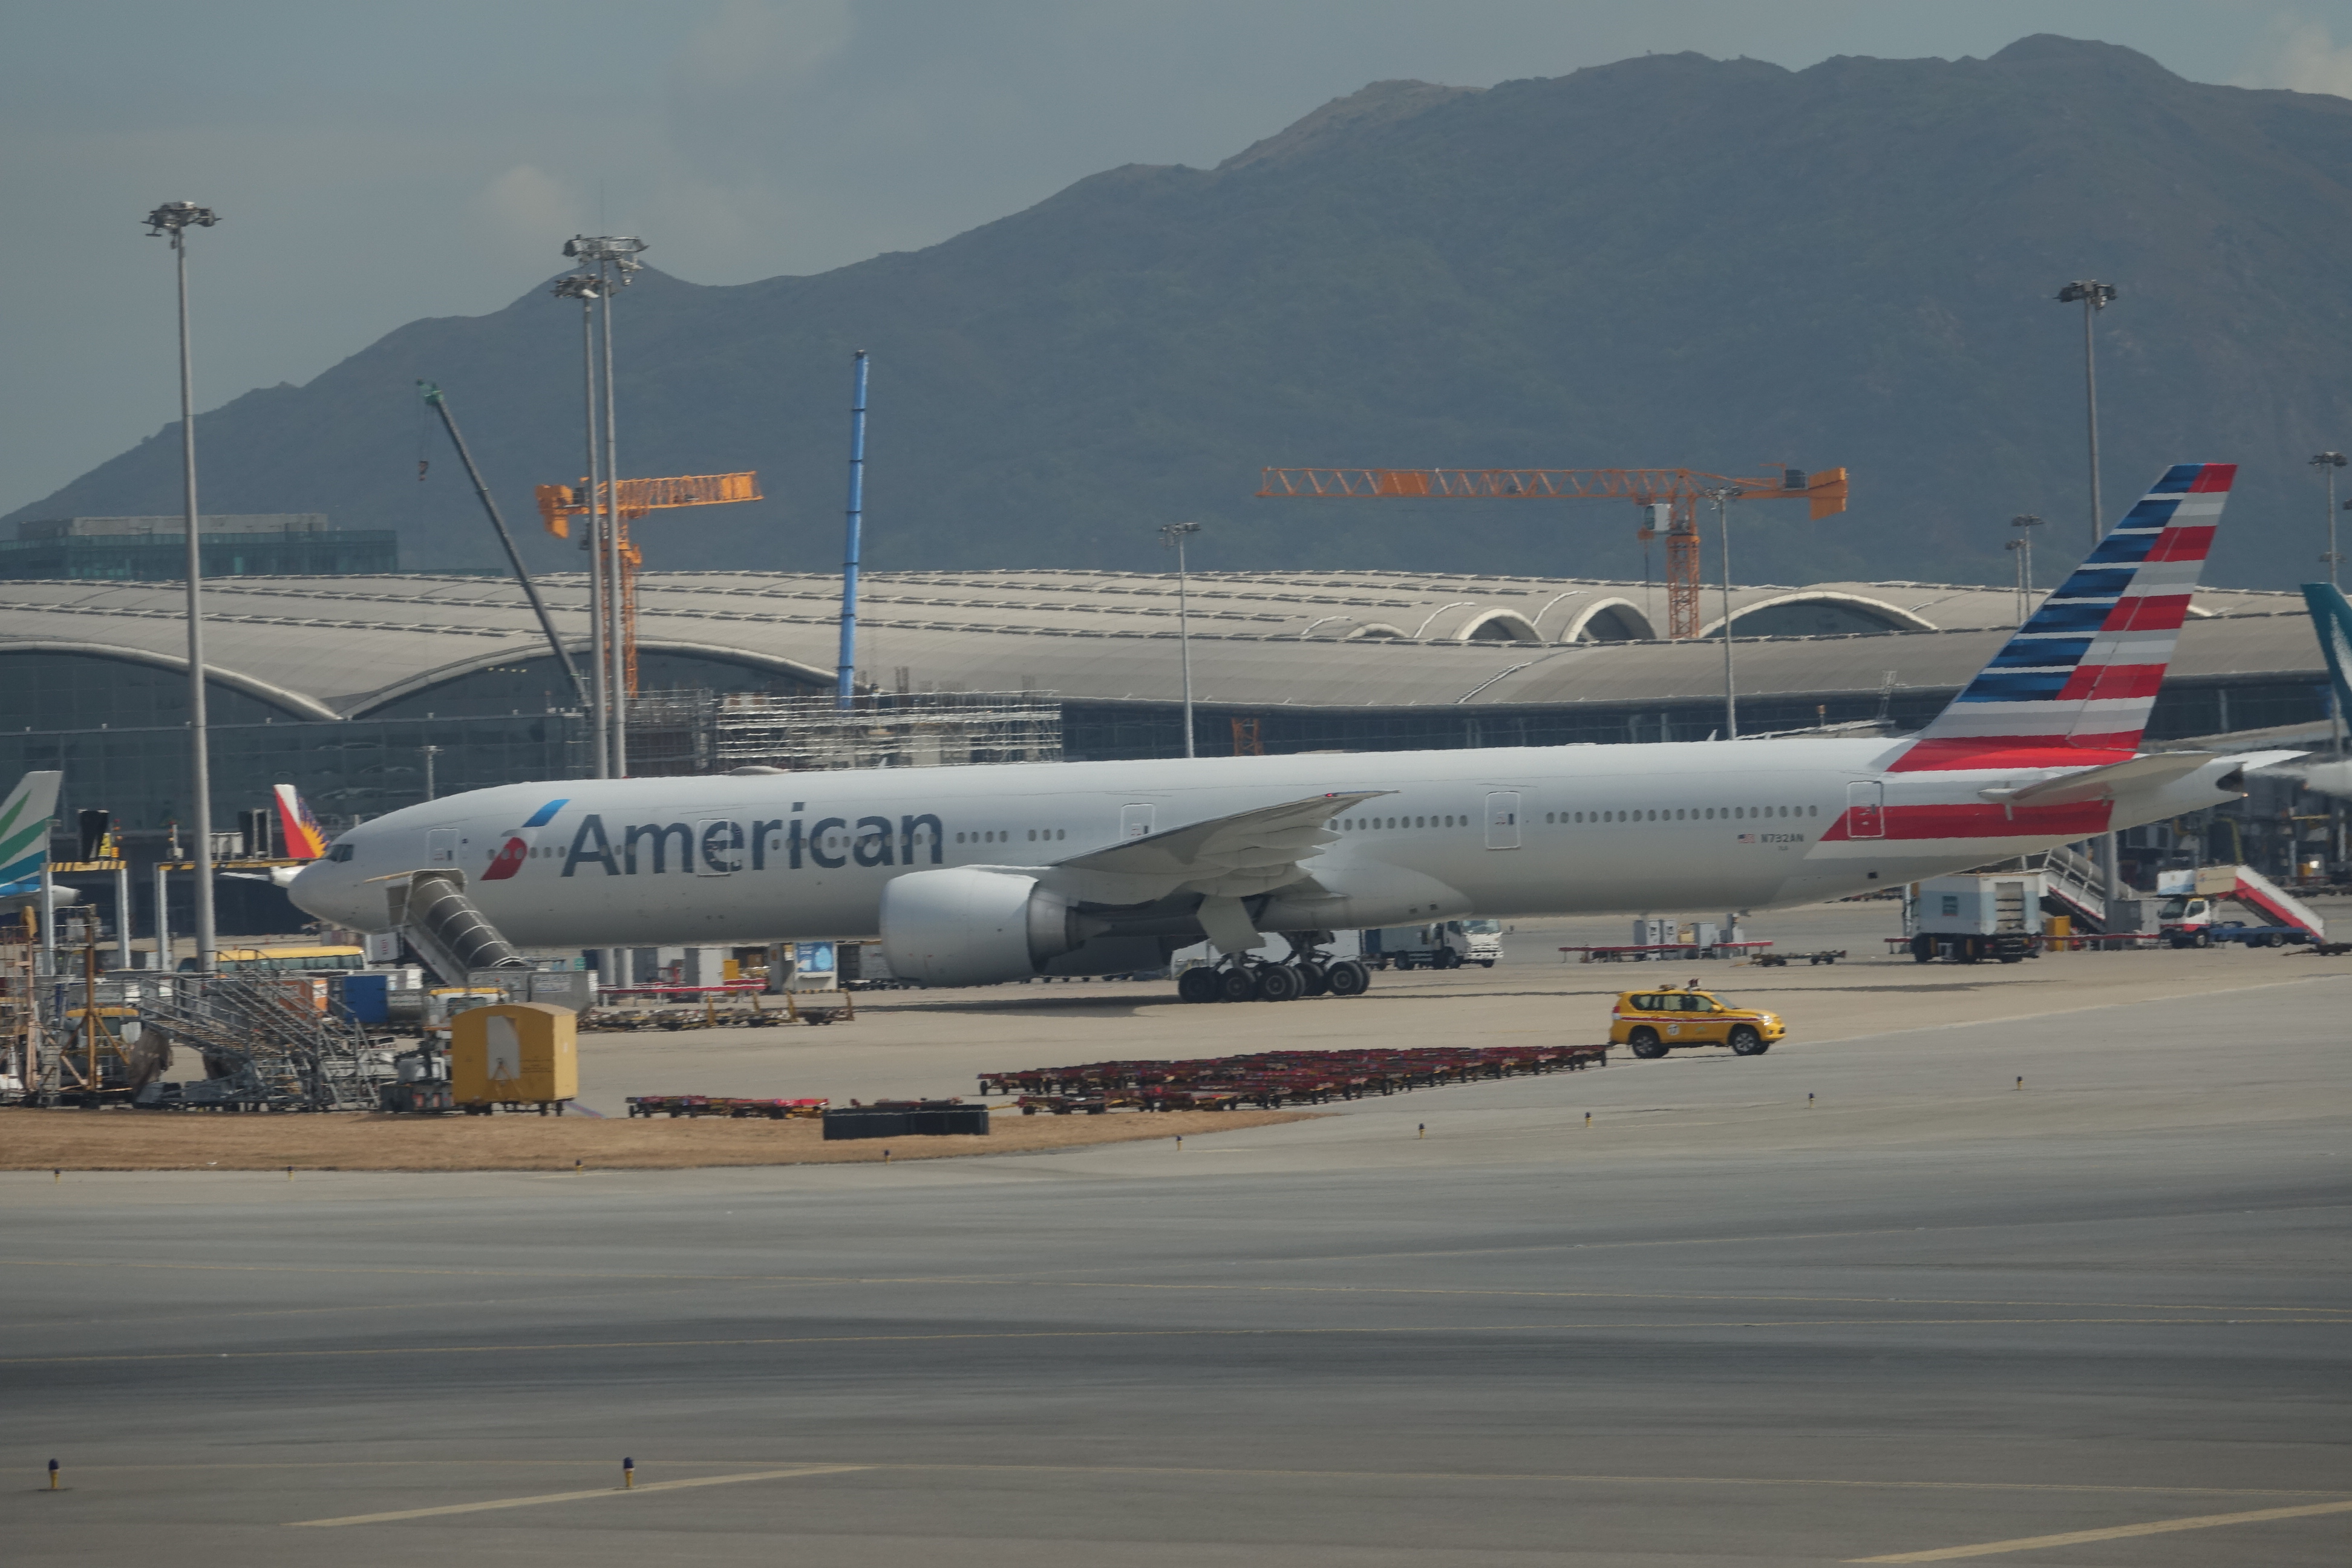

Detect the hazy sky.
xmin=7 ymin=0 xmax=2352 ymax=517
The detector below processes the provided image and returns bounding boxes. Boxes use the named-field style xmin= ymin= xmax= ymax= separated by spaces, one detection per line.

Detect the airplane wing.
xmin=1976 ymin=750 xmax=2241 ymax=808
xmin=1038 ymin=791 xmax=1391 ymax=903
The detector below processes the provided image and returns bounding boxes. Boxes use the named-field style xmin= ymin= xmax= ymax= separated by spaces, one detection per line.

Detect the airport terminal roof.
xmin=0 ymin=569 xmax=2324 ymax=720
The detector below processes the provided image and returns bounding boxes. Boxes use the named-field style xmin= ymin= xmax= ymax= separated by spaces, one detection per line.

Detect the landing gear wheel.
xmin=1296 ymin=961 xmax=1330 ymax=997
xmin=1177 ymin=967 xmax=1221 ymax=1004
xmin=1628 ymin=1027 xmax=1667 ymax=1060
xmin=1324 ymin=959 xmax=1371 ymax=998
xmin=1728 ymin=1025 xmax=1766 ymax=1056
xmin=1256 ymin=964 xmax=1304 ymax=1002
xmin=1215 ymin=967 xmax=1259 ymax=1004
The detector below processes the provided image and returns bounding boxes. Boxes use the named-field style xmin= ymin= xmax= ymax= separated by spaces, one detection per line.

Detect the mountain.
xmin=18 ymin=36 xmax=2352 ymax=592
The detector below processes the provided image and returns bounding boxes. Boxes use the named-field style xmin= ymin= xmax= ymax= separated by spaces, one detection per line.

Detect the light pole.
xmin=1160 ymin=522 xmax=1201 ymax=757
xmin=2010 ymin=514 xmax=2043 ymax=626
xmin=838 ymin=351 xmax=869 ymax=711
xmin=2056 ymin=281 xmax=2118 ymax=548
xmin=145 ymin=200 xmax=220 ymax=975
xmin=422 ymin=745 xmax=441 ymax=803
xmin=564 ymin=235 xmax=645 ymax=772
xmin=552 ymin=273 xmax=610 ymax=778
xmin=2313 ymin=452 xmax=2346 ymax=589
xmin=2057 ymin=279 xmax=2122 ymax=912
xmin=1702 ymin=489 xmax=1739 ymax=739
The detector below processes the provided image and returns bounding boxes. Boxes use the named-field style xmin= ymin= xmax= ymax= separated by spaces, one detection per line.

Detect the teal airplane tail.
xmin=0 ymin=771 xmax=64 ymax=897
xmin=2302 ymin=582 xmax=2352 ymax=724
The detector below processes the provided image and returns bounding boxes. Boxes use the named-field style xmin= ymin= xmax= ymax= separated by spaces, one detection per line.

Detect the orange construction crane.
xmin=1256 ymin=465 xmax=1848 ymax=639
xmin=536 ymin=472 xmax=762 ymax=693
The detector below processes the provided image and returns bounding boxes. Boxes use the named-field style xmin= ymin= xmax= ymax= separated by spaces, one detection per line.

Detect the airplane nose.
xmin=288 ymin=861 xmax=364 ymax=927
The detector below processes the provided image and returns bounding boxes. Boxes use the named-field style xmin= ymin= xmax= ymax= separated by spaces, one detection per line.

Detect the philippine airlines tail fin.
xmin=0 ymin=771 xmax=64 ymax=897
xmin=1895 ymin=463 xmax=2234 ymax=771
xmin=272 ymin=782 xmax=328 ymax=860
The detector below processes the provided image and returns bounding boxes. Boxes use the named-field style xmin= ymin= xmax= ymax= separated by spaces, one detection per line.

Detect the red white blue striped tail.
xmin=1893 ymin=463 xmax=2233 ymax=773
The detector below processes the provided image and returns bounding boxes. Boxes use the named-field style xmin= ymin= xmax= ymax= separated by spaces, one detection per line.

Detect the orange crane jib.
xmin=534 ymin=471 xmax=762 ymax=695
xmin=535 ymin=471 xmax=762 ymax=537
xmin=1255 ymin=465 xmax=1847 ymax=639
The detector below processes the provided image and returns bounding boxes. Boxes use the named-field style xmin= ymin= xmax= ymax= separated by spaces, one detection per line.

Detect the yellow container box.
xmin=450 ymin=1002 xmax=578 ymax=1106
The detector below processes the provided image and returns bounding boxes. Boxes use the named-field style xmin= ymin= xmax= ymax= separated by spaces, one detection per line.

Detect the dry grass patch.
xmin=0 ymin=1106 xmax=1316 ymax=1171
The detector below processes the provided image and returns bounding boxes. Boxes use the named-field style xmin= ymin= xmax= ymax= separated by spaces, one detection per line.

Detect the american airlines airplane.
xmin=291 ymin=463 xmax=2290 ymax=1001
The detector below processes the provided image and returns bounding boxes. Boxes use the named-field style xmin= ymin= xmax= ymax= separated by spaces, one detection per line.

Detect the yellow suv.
xmin=1610 ymin=987 xmax=1784 ymax=1058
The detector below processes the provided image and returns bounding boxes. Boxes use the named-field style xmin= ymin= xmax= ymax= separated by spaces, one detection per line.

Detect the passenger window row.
xmin=954 ymin=829 xmax=1068 ymax=844
xmin=1543 ymin=805 xmax=1820 ymax=824
xmin=1330 ymin=814 xmax=1474 ymax=832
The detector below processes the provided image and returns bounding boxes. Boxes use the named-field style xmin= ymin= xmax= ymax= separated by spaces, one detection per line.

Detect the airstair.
xmin=2036 ymin=843 xmax=2107 ymax=932
xmin=390 ymin=870 xmax=529 ymax=985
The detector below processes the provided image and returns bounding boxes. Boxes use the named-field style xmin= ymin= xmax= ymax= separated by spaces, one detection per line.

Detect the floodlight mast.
xmin=145 ymin=200 xmax=220 ymax=974
xmin=564 ymin=235 xmax=645 ymax=773
xmin=1160 ymin=523 xmax=1202 ymax=757
xmin=1700 ymin=489 xmax=1740 ymax=739
xmin=2010 ymin=514 xmax=2043 ymax=627
xmin=551 ymin=271 xmax=610 ymax=778
xmin=837 ymin=351 xmax=869 ymax=711
xmin=2055 ymin=281 xmax=2118 ymax=547
xmin=2056 ymin=279 xmax=2122 ymax=913
xmin=2312 ymin=451 xmax=2347 ymax=590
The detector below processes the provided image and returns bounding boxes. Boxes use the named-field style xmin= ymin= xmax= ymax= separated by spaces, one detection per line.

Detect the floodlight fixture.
xmin=143 ymin=201 xmax=218 ymax=240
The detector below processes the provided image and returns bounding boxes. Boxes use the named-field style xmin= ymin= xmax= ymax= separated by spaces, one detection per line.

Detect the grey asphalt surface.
xmin=5 ymin=973 xmax=2350 ymax=1566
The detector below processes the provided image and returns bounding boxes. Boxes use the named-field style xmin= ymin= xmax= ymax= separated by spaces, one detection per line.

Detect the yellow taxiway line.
xmin=287 ymin=1464 xmax=867 ymax=1527
xmin=1851 ymin=1497 xmax=2352 ymax=1561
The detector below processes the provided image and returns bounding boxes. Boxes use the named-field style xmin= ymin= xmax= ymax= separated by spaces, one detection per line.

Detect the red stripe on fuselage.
xmin=1820 ymin=801 xmax=2112 ymax=842
xmin=1884 ymin=739 xmax=2138 ymax=773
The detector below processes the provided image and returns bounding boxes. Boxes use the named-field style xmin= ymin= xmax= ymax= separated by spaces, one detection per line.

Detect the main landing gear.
xmin=1176 ymin=933 xmax=1370 ymax=1003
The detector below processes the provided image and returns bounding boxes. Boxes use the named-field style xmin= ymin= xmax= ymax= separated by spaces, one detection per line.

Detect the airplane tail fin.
xmin=272 ymin=782 xmax=329 ymax=860
xmin=0 ymin=771 xmax=65 ymax=896
xmin=1894 ymin=463 xmax=2234 ymax=771
xmin=2300 ymin=581 xmax=2352 ymax=726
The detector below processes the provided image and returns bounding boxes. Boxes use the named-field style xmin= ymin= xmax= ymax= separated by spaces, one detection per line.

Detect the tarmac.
xmin=5 ymin=900 xmax=2349 ymax=1564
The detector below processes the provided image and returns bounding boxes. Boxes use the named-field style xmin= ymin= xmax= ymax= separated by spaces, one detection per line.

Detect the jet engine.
xmin=878 ymin=867 xmax=1080 ymax=987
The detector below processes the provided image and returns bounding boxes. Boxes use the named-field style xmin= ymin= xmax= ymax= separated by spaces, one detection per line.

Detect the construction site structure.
xmin=710 ymin=690 xmax=1063 ymax=774
xmin=1257 ymin=465 xmax=1849 ymax=639
xmin=535 ymin=471 xmax=762 ymax=694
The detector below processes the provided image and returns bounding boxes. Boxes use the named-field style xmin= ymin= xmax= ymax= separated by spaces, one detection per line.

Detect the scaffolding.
xmin=625 ymin=690 xmax=717 ymax=777
xmin=129 ymin=974 xmax=391 ymax=1110
xmin=711 ymin=691 xmax=1062 ymax=773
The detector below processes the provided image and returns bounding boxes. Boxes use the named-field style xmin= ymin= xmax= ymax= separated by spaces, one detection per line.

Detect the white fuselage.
xmin=288 ymin=737 xmax=2258 ymax=950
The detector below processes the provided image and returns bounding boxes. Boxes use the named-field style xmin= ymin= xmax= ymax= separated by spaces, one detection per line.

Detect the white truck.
xmin=1905 ymin=872 xmax=2043 ymax=964
xmin=2155 ymin=865 xmax=2324 ymax=948
xmin=1362 ymin=920 xmax=1503 ymax=970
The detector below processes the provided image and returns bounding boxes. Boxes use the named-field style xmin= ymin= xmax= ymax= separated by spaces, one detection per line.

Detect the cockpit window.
xmin=327 ymin=843 xmax=354 ymax=863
